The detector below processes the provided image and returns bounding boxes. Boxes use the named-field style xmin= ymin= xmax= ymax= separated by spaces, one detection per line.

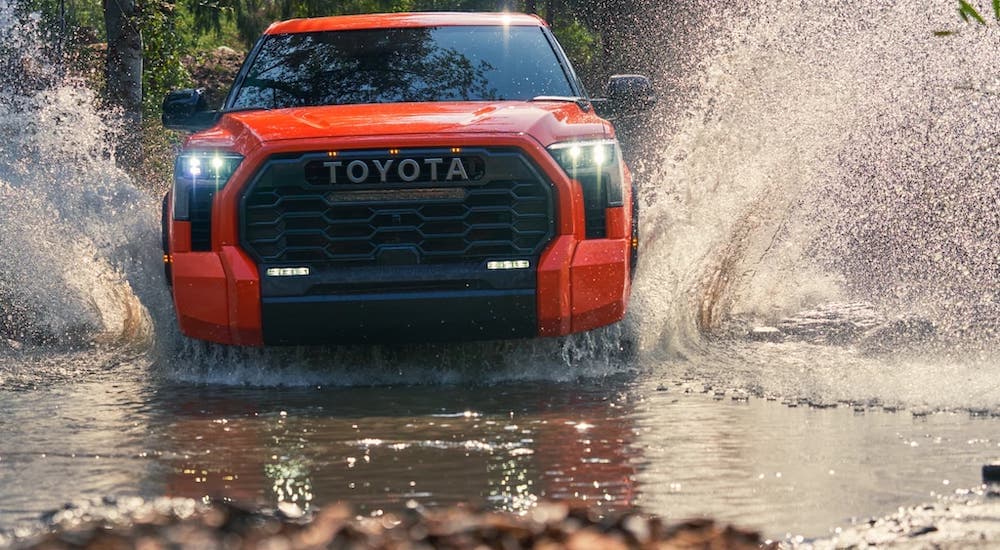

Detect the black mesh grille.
xmin=240 ymin=148 xmax=554 ymax=266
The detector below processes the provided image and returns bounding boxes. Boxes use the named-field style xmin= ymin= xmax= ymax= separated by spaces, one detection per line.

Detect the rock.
xmin=14 ymin=499 xmax=770 ymax=549
xmin=908 ymin=525 xmax=938 ymax=537
xmin=748 ymin=326 xmax=783 ymax=342
xmin=983 ymin=463 xmax=1000 ymax=483
xmin=276 ymin=501 xmax=304 ymax=520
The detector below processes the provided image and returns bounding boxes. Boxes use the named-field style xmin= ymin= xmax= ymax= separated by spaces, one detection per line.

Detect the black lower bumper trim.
xmin=261 ymin=290 xmax=536 ymax=345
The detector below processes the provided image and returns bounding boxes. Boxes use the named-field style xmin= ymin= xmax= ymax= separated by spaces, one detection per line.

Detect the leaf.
xmin=993 ymin=0 xmax=1000 ymax=20
xmin=958 ymin=0 xmax=987 ymax=24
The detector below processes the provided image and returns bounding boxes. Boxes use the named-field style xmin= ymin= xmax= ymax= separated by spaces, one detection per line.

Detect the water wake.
xmin=630 ymin=0 xmax=1000 ymax=408
xmin=161 ymin=324 xmax=634 ymax=387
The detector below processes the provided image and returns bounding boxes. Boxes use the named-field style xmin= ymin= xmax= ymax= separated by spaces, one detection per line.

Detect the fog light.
xmin=487 ymin=260 xmax=530 ymax=270
xmin=266 ymin=267 xmax=310 ymax=277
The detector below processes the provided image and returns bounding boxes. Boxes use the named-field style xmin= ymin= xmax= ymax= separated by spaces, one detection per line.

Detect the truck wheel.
xmin=161 ymin=193 xmax=173 ymax=287
xmin=629 ymin=184 xmax=639 ymax=281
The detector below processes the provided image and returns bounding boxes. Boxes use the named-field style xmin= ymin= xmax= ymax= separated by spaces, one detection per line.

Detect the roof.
xmin=264 ymin=12 xmax=547 ymax=35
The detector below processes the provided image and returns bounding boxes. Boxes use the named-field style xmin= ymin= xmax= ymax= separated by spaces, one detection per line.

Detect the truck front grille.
xmin=240 ymin=148 xmax=555 ymax=266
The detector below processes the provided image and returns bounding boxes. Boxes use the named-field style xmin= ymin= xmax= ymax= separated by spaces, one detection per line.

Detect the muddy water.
xmin=2 ymin=356 xmax=999 ymax=541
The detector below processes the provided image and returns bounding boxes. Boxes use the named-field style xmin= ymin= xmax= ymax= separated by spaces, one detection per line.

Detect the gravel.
xmin=8 ymin=498 xmax=768 ymax=550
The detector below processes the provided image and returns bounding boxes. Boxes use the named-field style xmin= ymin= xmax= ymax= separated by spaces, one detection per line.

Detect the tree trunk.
xmin=104 ymin=0 xmax=142 ymax=168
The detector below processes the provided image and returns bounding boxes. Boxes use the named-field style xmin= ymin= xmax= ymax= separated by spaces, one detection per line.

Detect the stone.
xmin=748 ymin=326 xmax=783 ymax=342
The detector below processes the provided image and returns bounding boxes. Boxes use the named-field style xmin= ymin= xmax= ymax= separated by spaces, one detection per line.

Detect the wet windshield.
xmin=229 ymin=26 xmax=576 ymax=109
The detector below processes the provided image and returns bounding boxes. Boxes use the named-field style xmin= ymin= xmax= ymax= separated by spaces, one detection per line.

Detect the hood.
xmin=186 ymin=101 xmax=611 ymax=153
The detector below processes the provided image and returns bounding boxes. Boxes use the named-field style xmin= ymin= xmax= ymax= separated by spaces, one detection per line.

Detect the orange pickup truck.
xmin=161 ymin=12 xmax=654 ymax=346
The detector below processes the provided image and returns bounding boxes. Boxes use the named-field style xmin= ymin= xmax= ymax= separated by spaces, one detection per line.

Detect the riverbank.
xmin=7 ymin=498 xmax=768 ymax=549
xmin=9 ymin=489 xmax=1000 ymax=549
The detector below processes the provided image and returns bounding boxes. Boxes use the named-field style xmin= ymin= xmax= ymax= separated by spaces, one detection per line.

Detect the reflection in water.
xmin=266 ymin=459 xmax=313 ymax=511
xmin=4 ymin=370 xmax=1000 ymax=540
xmin=161 ymin=397 xmax=266 ymax=505
xmin=153 ymin=382 xmax=640 ymax=518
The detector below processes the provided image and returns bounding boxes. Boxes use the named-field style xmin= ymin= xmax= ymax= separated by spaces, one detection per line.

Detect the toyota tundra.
xmin=161 ymin=12 xmax=653 ymax=345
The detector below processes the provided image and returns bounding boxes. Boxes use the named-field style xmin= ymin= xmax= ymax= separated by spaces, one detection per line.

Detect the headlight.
xmin=172 ymin=151 xmax=243 ymax=220
xmin=548 ymin=139 xmax=624 ymax=207
xmin=548 ymin=139 xmax=624 ymax=238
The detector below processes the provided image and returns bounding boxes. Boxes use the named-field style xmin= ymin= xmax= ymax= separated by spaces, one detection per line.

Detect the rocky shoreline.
xmin=7 ymin=498 xmax=768 ymax=549
xmin=9 ymin=490 xmax=1000 ymax=549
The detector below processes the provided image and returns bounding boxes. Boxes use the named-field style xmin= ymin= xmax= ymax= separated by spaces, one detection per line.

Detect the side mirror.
xmin=162 ymin=88 xmax=219 ymax=132
xmin=594 ymin=74 xmax=657 ymax=119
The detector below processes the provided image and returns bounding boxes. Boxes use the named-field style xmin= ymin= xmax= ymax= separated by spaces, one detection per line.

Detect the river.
xmin=2 ymin=0 xmax=999 ymax=545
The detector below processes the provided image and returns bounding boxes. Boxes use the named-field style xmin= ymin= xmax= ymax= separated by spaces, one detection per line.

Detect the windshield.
xmin=228 ymin=26 xmax=577 ymax=110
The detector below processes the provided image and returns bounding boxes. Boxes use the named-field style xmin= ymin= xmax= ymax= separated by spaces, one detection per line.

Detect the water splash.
xmin=641 ymin=0 xmax=1000 ymax=340
xmin=0 ymin=0 xmax=163 ymax=352
xmin=630 ymin=0 xmax=1000 ymax=408
xmin=160 ymin=323 xmax=635 ymax=387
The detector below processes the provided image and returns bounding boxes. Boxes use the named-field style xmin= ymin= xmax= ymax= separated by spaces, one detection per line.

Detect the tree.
xmin=186 ymin=0 xmax=574 ymax=49
xmin=104 ymin=0 xmax=143 ymax=167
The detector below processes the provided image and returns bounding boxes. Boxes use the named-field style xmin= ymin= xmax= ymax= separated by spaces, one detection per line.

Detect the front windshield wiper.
xmin=530 ymin=95 xmax=592 ymax=112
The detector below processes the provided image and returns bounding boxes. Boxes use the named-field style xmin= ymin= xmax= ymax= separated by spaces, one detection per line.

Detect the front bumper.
xmin=262 ymin=290 xmax=535 ymax=345
xmin=170 ymin=234 xmax=629 ymax=346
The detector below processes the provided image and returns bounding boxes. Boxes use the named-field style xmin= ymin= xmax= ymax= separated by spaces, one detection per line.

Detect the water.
xmin=3 ymin=372 xmax=1000 ymax=540
xmin=2 ymin=0 xmax=1000 ymax=543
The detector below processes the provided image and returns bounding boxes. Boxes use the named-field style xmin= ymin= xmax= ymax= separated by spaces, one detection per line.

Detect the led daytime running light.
xmin=487 ymin=260 xmax=530 ymax=270
xmin=266 ymin=267 xmax=310 ymax=277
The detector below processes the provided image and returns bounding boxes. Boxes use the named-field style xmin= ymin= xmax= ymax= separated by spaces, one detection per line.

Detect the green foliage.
xmin=553 ymin=18 xmax=597 ymax=79
xmin=174 ymin=0 xmax=603 ymax=100
xmin=937 ymin=1 xmax=1000 ymax=35
xmin=186 ymin=0 xmax=523 ymax=49
xmin=141 ymin=0 xmax=193 ymax=117
xmin=958 ymin=0 xmax=987 ymax=23
xmin=20 ymin=0 xmax=603 ymax=105
xmin=19 ymin=0 xmax=190 ymax=116
xmin=18 ymin=0 xmax=105 ymax=41
xmin=956 ymin=0 xmax=1000 ymax=24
